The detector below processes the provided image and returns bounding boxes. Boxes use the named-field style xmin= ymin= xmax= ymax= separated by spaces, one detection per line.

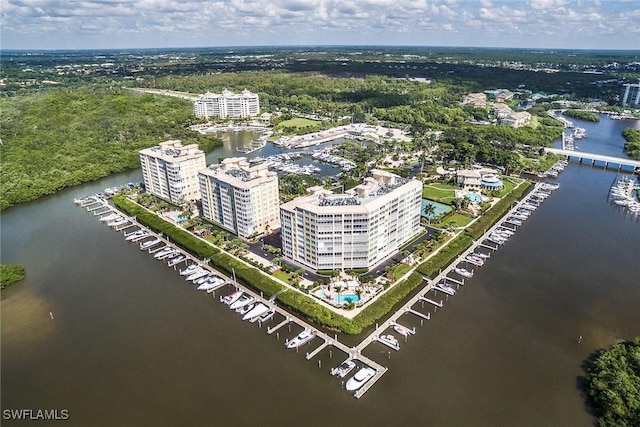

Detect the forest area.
xmin=0 ymin=88 xmax=221 ymax=210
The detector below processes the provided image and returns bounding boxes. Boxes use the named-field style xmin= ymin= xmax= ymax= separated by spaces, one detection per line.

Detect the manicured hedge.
xmin=416 ymin=235 xmax=474 ymax=278
xmin=352 ymin=272 xmax=424 ymax=331
xmin=276 ymin=290 xmax=358 ymax=334
xmin=114 ymin=195 xmax=219 ymax=259
xmin=209 ymin=251 xmax=284 ymax=297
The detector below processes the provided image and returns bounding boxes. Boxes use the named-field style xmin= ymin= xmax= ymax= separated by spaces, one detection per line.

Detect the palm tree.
xmin=423 ymin=202 xmax=436 ymax=224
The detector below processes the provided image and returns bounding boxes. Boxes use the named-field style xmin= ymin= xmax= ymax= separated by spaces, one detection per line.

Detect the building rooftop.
xmin=200 ymin=156 xmax=277 ymax=188
xmin=140 ymin=140 xmax=204 ymax=163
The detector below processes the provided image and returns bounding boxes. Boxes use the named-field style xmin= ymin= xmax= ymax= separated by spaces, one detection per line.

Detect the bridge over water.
xmin=544 ymin=148 xmax=640 ymax=171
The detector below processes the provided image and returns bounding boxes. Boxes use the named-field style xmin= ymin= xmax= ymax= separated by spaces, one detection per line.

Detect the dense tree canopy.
xmin=586 ymin=338 xmax=640 ymax=427
xmin=622 ymin=128 xmax=640 ymax=160
xmin=0 ymin=88 xmax=221 ymax=210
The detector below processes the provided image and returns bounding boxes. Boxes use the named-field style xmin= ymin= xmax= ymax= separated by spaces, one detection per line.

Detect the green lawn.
xmin=437 ymin=212 xmax=474 ymax=228
xmin=273 ymin=270 xmax=291 ymax=282
xmin=422 ymin=182 xmax=458 ymax=204
xmin=393 ymin=263 xmax=413 ymax=281
xmin=275 ymin=117 xmax=321 ymax=131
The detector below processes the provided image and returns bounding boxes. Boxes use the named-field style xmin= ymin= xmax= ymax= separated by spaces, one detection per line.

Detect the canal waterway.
xmin=1 ymin=121 xmax=639 ymax=426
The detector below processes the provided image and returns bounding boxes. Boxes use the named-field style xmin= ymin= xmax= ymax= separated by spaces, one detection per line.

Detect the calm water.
xmin=2 ymin=123 xmax=639 ymax=426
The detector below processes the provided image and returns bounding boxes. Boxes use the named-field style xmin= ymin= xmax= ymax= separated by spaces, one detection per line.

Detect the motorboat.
xmin=436 ymin=283 xmax=456 ymax=295
xmin=167 ymin=255 xmax=185 ymax=267
xmin=229 ymin=294 xmax=254 ymax=310
xmin=454 ymin=267 xmax=473 ymax=278
xmin=179 ymin=264 xmax=199 ymax=276
xmin=140 ymin=239 xmax=161 ymax=250
xmin=332 ymin=360 xmax=356 ymax=378
xmin=154 ymin=247 xmax=174 ymax=259
xmin=195 ymin=274 xmax=213 ymax=285
xmin=472 ymin=252 xmax=490 ymax=259
xmin=126 ymin=230 xmax=148 ymax=241
xmin=198 ymin=277 xmax=225 ymax=291
xmin=242 ymin=303 xmax=269 ymax=321
xmin=255 ymin=308 xmax=275 ymax=323
xmin=237 ymin=303 xmax=255 ymax=316
xmin=392 ymin=324 xmax=415 ymax=337
xmin=465 ymin=255 xmax=485 ymax=266
xmin=187 ymin=269 xmax=209 ymax=282
xmin=106 ymin=216 xmax=124 ymax=226
xmin=345 ymin=367 xmax=376 ymax=391
xmin=163 ymin=250 xmax=180 ymax=260
xmin=286 ymin=329 xmax=315 ymax=349
xmin=221 ymin=290 xmax=243 ymax=305
xmin=377 ymin=334 xmax=400 ymax=350
xmin=99 ymin=212 xmax=118 ymax=222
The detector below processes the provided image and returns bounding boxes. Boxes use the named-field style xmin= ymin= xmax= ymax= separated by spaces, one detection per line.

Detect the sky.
xmin=1 ymin=0 xmax=639 ymax=51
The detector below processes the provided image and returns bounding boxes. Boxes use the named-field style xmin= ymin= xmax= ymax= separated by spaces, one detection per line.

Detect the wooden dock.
xmin=305 ymin=339 xmax=331 ymax=360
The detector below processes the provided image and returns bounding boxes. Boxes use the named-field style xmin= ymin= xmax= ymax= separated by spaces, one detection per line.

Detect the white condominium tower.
xmin=193 ymin=89 xmax=260 ymax=119
xmin=139 ymin=140 xmax=206 ymax=203
xmin=199 ymin=157 xmax=280 ymax=239
xmin=280 ymin=170 xmax=423 ymax=271
xmin=621 ymin=82 xmax=640 ymax=108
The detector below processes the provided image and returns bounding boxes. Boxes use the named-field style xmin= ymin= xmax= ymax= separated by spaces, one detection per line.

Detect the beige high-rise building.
xmin=193 ymin=89 xmax=260 ymax=119
xmin=280 ymin=170 xmax=423 ymax=271
xmin=199 ymin=157 xmax=280 ymax=239
xmin=139 ymin=140 xmax=206 ymax=203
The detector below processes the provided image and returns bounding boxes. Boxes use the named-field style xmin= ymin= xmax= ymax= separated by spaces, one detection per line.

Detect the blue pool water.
xmin=335 ymin=293 xmax=360 ymax=304
xmin=466 ymin=192 xmax=489 ymax=203
xmin=421 ymin=200 xmax=453 ymax=219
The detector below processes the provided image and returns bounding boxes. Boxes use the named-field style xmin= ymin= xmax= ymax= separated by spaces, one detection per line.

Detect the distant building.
xmin=621 ymin=82 xmax=640 ymax=108
xmin=193 ymin=89 xmax=260 ymax=119
xmin=139 ymin=140 xmax=206 ymax=203
xmin=456 ymin=167 xmax=503 ymax=192
xmin=199 ymin=157 xmax=280 ymax=239
xmin=462 ymin=93 xmax=487 ymax=108
xmin=280 ymin=170 xmax=422 ymax=271
xmin=484 ymin=89 xmax=514 ymax=102
xmin=493 ymin=103 xmax=513 ymax=119
xmin=501 ymin=111 xmax=532 ymax=128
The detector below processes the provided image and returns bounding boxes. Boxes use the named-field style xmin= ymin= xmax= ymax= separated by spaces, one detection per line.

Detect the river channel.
xmin=1 ymin=116 xmax=639 ymax=426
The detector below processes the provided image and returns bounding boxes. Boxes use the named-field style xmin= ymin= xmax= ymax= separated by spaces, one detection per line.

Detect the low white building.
xmin=194 ymin=89 xmax=260 ymax=119
xmin=501 ymin=111 xmax=532 ymax=128
xmin=456 ymin=167 xmax=503 ymax=192
xmin=139 ymin=140 xmax=206 ymax=203
xmin=199 ymin=157 xmax=280 ymax=239
xmin=280 ymin=170 xmax=422 ymax=271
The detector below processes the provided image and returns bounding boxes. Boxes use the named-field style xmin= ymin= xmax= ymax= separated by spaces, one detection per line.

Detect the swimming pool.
xmin=315 ymin=290 xmax=361 ymax=304
xmin=466 ymin=193 xmax=489 ymax=203
xmin=421 ymin=200 xmax=452 ymax=219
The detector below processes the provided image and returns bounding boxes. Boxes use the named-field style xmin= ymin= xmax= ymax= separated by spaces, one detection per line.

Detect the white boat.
xmin=198 ymin=277 xmax=225 ymax=291
xmin=106 ymin=217 xmax=124 ymax=226
xmin=163 ymin=250 xmax=180 ymax=260
xmin=465 ymin=255 xmax=485 ymax=266
xmin=230 ymin=294 xmax=254 ymax=310
xmin=454 ymin=267 xmax=473 ymax=278
xmin=472 ymin=252 xmax=490 ymax=259
xmin=221 ymin=290 xmax=243 ymax=305
xmin=195 ymin=274 xmax=213 ymax=285
xmin=436 ymin=283 xmax=456 ymax=295
xmin=242 ymin=303 xmax=269 ymax=321
xmin=154 ymin=247 xmax=174 ymax=259
xmin=286 ymin=329 xmax=315 ymax=349
xmin=332 ymin=360 xmax=356 ymax=378
xmin=140 ymin=239 xmax=161 ymax=250
xmin=99 ymin=213 xmax=118 ymax=222
xmin=255 ymin=308 xmax=275 ymax=323
xmin=237 ymin=303 xmax=255 ymax=315
xmin=345 ymin=367 xmax=376 ymax=391
xmin=126 ymin=230 xmax=148 ymax=241
xmin=179 ymin=264 xmax=199 ymax=276
xmin=392 ymin=324 xmax=415 ymax=337
xmin=377 ymin=334 xmax=400 ymax=350
xmin=186 ymin=269 xmax=208 ymax=282
xmin=167 ymin=255 xmax=185 ymax=267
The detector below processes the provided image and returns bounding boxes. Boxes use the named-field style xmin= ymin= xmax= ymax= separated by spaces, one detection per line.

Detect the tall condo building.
xmin=139 ymin=140 xmax=206 ymax=203
xmin=199 ymin=157 xmax=280 ymax=239
xmin=193 ymin=89 xmax=260 ymax=119
xmin=280 ymin=170 xmax=423 ymax=271
xmin=621 ymin=82 xmax=640 ymax=108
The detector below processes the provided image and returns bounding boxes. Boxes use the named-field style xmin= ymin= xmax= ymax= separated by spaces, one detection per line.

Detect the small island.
xmin=585 ymin=337 xmax=640 ymax=427
xmin=0 ymin=263 xmax=26 ymax=289
xmin=563 ymin=109 xmax=600 ymax=122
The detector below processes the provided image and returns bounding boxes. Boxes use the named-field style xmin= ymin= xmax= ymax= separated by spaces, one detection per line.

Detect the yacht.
xmin=140 ymin=239 xmax=161 ymax=250
xmin=179 ymin=264 xmax=199 ymax=276
xmin=167 ymin=255 xmax=185 ymax=267
xmin=195 ymin=274 xmax=213 ymax=285
xmin=99 ymin=212 xmax=118 ymax=222
xmin=153 ymin=247 xmax=174 ymax=258
xmin=377 ymin=334 xmax=400 ymax=350
xmin=436 ymin=283 xmax=456 ymax=296
xmin=237 ymin=303 xmax=255 ymax=316
xmin=186 ymin=269 xmax=209 ymax=282
xmin=465 ymin=255 xmax=485 ymax=266
xmin=255 ymin=308 xmax=275 ymax=323
xmin=286 ymin=329 xmax=315 ymax=349
xmin=221 ymin=290 xmax=243 ymax=305
xmin=345 ymin=367 xmax=376 ymax=392
xmin=229 ymin=294 xmax=254 ymax=310
xmin=392 ymin=324 xmax=415 ymax=337
xmin=454 ymin=267 xmax=473 ymax=278
xmin=126 ymin=230 xmax=148 ymax=241
xmin=198 ymin=277 xmax=225 ymax=291
xmin=472 ymin=252 xmax=490 ymax=259
xmin=332 ymin=360 xmax=356 ymax=378
xmin=242 ymin=303 xmax=269 ymax=321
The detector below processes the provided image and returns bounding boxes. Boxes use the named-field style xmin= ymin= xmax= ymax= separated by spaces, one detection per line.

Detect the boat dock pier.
xmin=75 ymin=180 xmax=557 ymax=400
